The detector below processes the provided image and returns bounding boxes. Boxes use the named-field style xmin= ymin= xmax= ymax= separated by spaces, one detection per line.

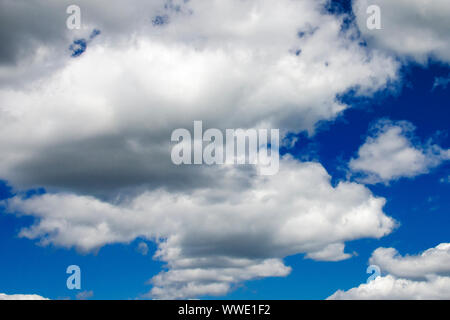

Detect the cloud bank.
xmin=6 ymin=157 xmax=396 ymax=299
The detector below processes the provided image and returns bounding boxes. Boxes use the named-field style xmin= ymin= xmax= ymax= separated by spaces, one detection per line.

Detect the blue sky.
xmin=0 ymin=0 xmax=449 ymax=300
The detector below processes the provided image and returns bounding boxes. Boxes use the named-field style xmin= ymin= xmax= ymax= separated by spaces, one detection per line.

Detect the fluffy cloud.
xmin=5 ymin=157 xmax=396 ymax=299
xmin=0 ymin=0 xmax=401 ymax=299
xmin=349 ymin=120 xmax=450 ymax=184
xmin=370 ymin=243 xmax=450 ymax=279
xmin=329 ymin=275 xmax=450 ymax=300
xmin=329 ymin=243 xmax=450 ymax=299
xmin=0 ymin=0 xmax=398 ymax=197
xmin=353 ymin=0 xmax=450 ymax=63
xmin=0 ymin=293 xmax=48 ymax=300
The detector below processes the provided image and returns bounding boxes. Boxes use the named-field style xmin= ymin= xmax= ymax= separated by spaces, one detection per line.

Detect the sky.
xmin=0 ymin=0 xmax=449 ymax=300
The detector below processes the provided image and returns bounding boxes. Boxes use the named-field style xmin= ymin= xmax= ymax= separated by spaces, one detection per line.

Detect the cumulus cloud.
xmin=329 ymin=243 xmax=450 ymax=299
xmin=329 ymin=275 xmax=450 ymax=300
xmin=0 ymin=0 xmax=401 ymax=299
xmin=349 ymin=120 xmax=450 ymax=184
xmin=0 ymin=293 xmax=48 ymax=300
xmin=305 ymin=243 xmax=352 ymax=262
xmin=370 ymin=243 xmax=450 ymax=279
xmin=353 ymin=0 xmax=450 ymax=63
xmin=0 ymin=0 xmax=398 ymax=197
xmin=5 ymin=157 xmax=396 ymax=299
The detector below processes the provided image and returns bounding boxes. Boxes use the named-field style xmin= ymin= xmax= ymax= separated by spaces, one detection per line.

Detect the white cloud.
xmin=329 ymin=243 xmax=450 ymax=300
xmin=305 ymin=243 xmax=352 ymax=262
xmin=370 ymin=243 xmax=450 ymax=279
xmin=0 ymin=0 xmax=398 ymax=196
xmin=329 ymin=275 xmax=450 ymax=300
xmin=353 ymin=0 xmax=450 ymax=63
xmin=5 ymin=157 xmax=396 ymax=299
xmin=148 ymin=258 xmax=291 ymax=299
xmin=0 ymin=0 xmax=401 ymax=299
xmin=349 ymin=120 xmax=450 ymax=184
xmin=0 ymin=293 xmax=48 ymax=300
